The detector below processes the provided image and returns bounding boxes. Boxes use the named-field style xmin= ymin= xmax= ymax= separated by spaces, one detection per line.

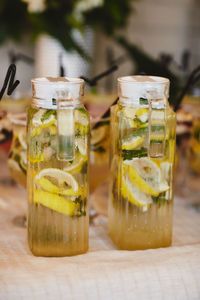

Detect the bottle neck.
xmin=32 ymin=97 xmax=82 ymax=109
xmin=118 ymin=96 xmax=168 ymax=109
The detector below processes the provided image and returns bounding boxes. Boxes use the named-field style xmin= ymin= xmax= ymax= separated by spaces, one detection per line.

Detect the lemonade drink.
xmin=188 ymin=116 xmax=200 ymax=174
xmin=8 ymin=114 xmax=27 ymax=187
xmin=27 ymin=77 xmax=90 ymax=256
xmin=90 ymin=118 xmax=110 ymax=192
xmin=109 ymin=76 xmax=176 ymax=250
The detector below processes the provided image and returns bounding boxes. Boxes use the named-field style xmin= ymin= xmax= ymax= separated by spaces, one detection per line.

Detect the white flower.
xmin=22 ymin=0 xmax=46 ymax=13
xmin=74 ymin=0 xmax=103 ymax=21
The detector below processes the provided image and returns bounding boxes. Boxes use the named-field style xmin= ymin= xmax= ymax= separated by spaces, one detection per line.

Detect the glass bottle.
xmin=109 ymin=76 xmax=176 ymax=250
xmin=8 ymin=113 xmax=27 ymax=188
xmin=27 ymin=77 xmax=90 ymax=256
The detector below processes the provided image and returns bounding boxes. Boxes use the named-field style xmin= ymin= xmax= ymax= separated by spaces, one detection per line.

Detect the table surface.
xmin=0 ymin=159 xmax=200 ymax=300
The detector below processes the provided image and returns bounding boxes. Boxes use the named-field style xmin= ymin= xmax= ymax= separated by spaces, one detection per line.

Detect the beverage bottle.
xmin=27 ymin=77 xmax=90 ymax=256
xmin=109 ymin=76 xmax=176 ymax=250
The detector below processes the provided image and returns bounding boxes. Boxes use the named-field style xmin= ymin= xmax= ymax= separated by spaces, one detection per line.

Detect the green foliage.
xmin=84 ymin=0 xmax=134 ymax=35
xmin=0 ymin=0 xmax=137 ymax=58
xmin=0 ymin=0 xmax=29 ymax=44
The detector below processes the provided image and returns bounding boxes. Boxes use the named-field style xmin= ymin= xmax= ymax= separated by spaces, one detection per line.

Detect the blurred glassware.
xmin=90 ymin=117 xmax=110 ymax=194
xmin=175 ymin=86 xmax=200 ymax=198
xmin=188 ymin=116 xmax=200 ymax=175
xmin=0 ymin=110 xmax=13 ymax=185
xmin=175 ymin=108 xmax=193 ymax=196
xmin=0 ymin=110 xmax=12 ymax=153
xmin=8 ymin=113 xmax=27 ymax=188
xmin=0 ymin=93 xmax=31 ymax=114
xmin=187 ymin=113 xmax=200 ymax=210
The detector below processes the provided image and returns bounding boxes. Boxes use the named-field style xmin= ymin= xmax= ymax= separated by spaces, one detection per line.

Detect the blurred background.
xmin=0 ymin=0 xmax=199 ymax=93
xmin=0 ymin=0 xmax=200 ymax=206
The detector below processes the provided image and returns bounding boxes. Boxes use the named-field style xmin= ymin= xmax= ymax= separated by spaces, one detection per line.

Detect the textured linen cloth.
xmin=0 ymin=180 xmax=200 ymax=300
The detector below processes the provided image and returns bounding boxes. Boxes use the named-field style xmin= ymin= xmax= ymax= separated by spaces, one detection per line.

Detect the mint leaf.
xmin=123 ymin=127 xmax=148 ymax=140
xmin=151 ymin=125 xmax=165 ymax=132
xmin=152 ymin=194 xmax=166 ymax=207
xmin=52 ymin=98 xmax=56 ymax=105
xmin=41 ymin=110 xmax=55 ymax=122
xmin=122 ymin=147 xmax=148 ymax=160
xmin=140 ymin=97 xmax=148 ymax=105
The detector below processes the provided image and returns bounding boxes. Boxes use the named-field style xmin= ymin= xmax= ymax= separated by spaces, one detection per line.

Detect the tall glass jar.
xmin=8 ymin=113 xmax=27 ymax=188
xmin=27 ymin=77 xmax=90 ymax=256
xmin=109 ymin=76 xmax=176 ymax=250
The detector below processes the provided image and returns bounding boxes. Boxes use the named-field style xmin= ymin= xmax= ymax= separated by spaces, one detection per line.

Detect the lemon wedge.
xmin=8 ymin=159 xmax=21 ymax=172
xmin=33 ymin=189 xmax=76 ymax=216
xmin=64 ymin=156 xmax=87 ymax=173
xmin=122 ymin=107 xmax=136 ymax=119
xmin=76 ymin=137 xmax=87 ymax=155
xmin=35 ymin=168 xmax=79 ymax=193
xmin=31 ymin=110 xmax=56 ymax=136
xmin=121 ymin=176 xmax=152 ymax=207
xmin=75 ymin=109 xmax=89 ymax=126
xmin=18 ymin=130 xmax=27 ymax=149
xmin=91 ymin=125 xmax=107 ymax=145
xmin=135 ymin=108 xmax=149 ymax=123
xmin=122 ymin=136 xmax=144 ymax=150
xmin=123 ymin=163 xmax=159 ymax=197
xmin=33 ymin=110 xmax=56 ymax=127
xmin=36 ymin=177 xmax=80 ymax=196
xmin=124 ymin=157 xmax=169 ymax=194
xmin=20 ymin=151 xmax=27 ymax=171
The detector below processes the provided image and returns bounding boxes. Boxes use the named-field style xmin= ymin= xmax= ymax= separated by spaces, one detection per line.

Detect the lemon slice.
xmin=75 ymin=109 xmax=89 ymax=126
xmin=122 ymin=107 xmax=136 ymax=119
xmin=20 ymin=151 xmax=27 ymax=171
xmin=8 ymin=159 xmax=27 ymax=187
xmin=122 ymin=162 xmax=159 ymax=196
xmin=49 ymin=125 xmax=56 ymax=135
xmin=31 ymin=127 xmax=42 ymax=136
xmin=8 ymin=159 xmax=21 ymax=172
xmin=126 ymin=118 xmax=138 ymax=129
xmin=76 ymin=137 xmax=87 ymax=155
xmin=34 ymin=189 xmax=76 ymax=216
xmin=161 ymin=162 xmax=172 ymax=182
xmin=64 ymin=156 xmax=87 ymax=173
xmin=36 ymin=168 xmax=79 ymax=192
xmin=36 ymin=177 xmax=80 ymax=196
xmin=121 ymin=176 xmax=152 ymax=207
xmin=91 ymin=125 xmax=107 ymax=145
xmin=122 ymin=136 xmax=144 ymax=150
xmin=33 ymin=110 xmax=56 ymax=128
xmin=124 ymin=157 xmax=169 ymax=194
xmin=135 ymin=108 xmax=149 ymax=123
xmin=18 ymin=130 xmax=27 ymax=149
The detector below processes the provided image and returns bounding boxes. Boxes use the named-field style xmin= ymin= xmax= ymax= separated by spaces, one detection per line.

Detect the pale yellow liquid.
xmin=28 ymin=203 xmax=88 ymax=256
xmin=188 ymin=118 xmax=200 ymax=175
xmin=90 ymin=123 xmax=110 ymax=193
xmin=109 ymin=103 xmax=176 ymax=250
xmin=8 ymin=120 xmax=27 ymax=187
xmin=109 ymin=199 xmax=173 ymax=250
xmin=27 ymin=106 xmax=89 ymax=256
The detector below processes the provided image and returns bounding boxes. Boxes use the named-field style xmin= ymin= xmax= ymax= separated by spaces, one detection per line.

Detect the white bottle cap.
xmin=31 ymin=77 xmax=84 ymax=109
xmin=118 ymin=76 xmax=170 ymax=102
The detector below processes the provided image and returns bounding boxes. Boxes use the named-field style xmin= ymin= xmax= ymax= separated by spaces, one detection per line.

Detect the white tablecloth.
xmin=0 ymin=176 xmax=200 ymax=299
